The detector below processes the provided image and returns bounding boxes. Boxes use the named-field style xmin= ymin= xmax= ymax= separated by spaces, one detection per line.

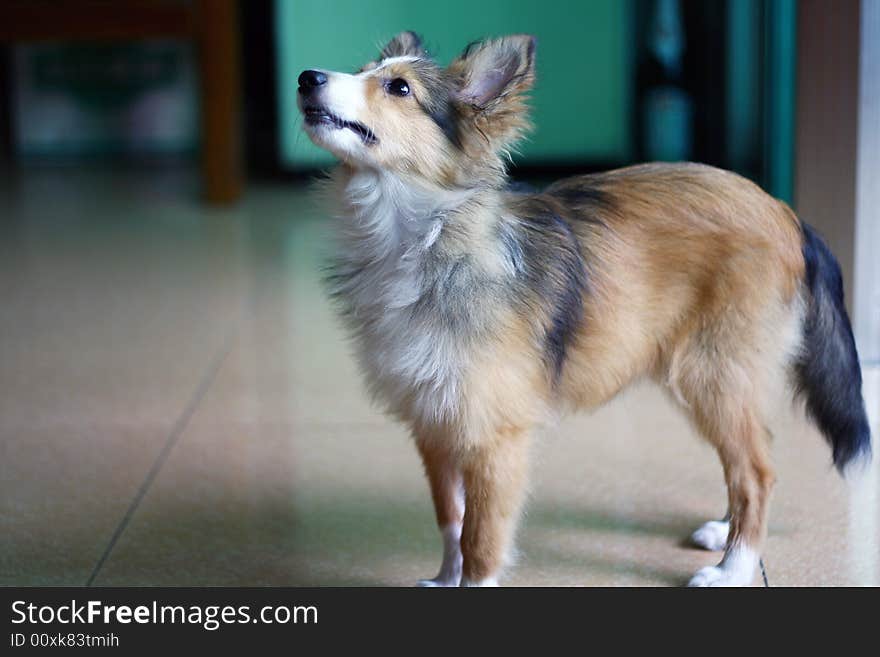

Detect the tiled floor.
xmin=1 ymin=166 xmax=877 ymax=587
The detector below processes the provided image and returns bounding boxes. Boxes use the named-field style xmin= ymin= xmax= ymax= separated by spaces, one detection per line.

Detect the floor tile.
xmin=1 ymin=168 xmax=258 ymax=584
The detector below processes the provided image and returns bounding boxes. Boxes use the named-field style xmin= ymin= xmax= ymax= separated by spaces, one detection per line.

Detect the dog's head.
xmin=297 ymin=32 xmax=536 ymax=187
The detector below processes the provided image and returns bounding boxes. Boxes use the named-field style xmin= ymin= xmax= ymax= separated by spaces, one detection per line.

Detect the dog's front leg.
xmin=459 ymin=428 xmax=530 ymax=587
xmin=415 ymin=437 xmax=465 ymax=587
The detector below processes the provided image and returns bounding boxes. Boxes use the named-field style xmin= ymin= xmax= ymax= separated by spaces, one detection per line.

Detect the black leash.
xmin=759 ymin=557 xmax=769 ymax=587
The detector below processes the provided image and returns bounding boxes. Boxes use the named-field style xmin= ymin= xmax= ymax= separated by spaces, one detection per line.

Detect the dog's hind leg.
xmin=415 ymin=436 xmax=465 ymax=587
xmin=669 ymin=295 xmax=799 ymax=584
xmin=686 ymin=399 xmax=774 ymax=586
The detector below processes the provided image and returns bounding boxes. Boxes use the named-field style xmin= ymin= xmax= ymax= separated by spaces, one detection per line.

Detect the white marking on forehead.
xmin=374 ymin=55 xmax=421 ymax=72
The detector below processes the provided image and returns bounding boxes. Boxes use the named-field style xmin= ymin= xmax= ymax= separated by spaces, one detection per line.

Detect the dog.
xmin=296 ymin=31 xmax=871 ymax=586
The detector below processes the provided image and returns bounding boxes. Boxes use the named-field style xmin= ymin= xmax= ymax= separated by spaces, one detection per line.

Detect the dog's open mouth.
xmin=303 ymin=105 xmax=377 ymax=145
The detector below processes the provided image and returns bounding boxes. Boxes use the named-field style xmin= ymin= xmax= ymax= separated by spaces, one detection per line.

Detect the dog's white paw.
xmin=689 ymin=566 xmax=738 ymax=587
xmin=688 ymin=545 xmax=757 ymax=587
xmin=416 ymin=524 xmax=463 ymax=588
xmin=416 ymin=576 xmax=460 ymax=587
xmin=460 ymin=577 xmax=499 ymax=587
xmin=690 ymin=520 xmax=729 ymax=551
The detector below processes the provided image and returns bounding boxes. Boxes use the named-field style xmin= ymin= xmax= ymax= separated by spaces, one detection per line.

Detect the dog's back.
xmin=524 ymin=162 xmax=805 ymax=409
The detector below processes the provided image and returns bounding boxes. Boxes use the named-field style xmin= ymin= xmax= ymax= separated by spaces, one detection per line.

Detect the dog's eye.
xmin=386 ymin=78 xmax=410 ymax=97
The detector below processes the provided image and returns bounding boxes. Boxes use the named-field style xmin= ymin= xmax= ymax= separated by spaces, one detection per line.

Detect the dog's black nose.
xmin=298 ymin=70 xmax=327 ymax=94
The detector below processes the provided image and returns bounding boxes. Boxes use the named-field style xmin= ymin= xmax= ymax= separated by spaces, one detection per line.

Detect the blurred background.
xmin=1 ymin=0 xmax=800 ymax=197
xmin=0 ymin=0 xmax=877 ymax=587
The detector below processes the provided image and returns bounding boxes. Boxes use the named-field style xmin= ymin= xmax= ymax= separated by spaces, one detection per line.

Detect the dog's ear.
xmin=380 ymin=31 xmax=427 ymax=59
xmin=449 ymin=34 xmax=536 ymax=111
xmin=448 ymin=35 xmax=536 ymax=151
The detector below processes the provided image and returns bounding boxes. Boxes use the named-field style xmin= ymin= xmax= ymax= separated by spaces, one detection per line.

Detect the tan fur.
xmin=559 ymin=164 xmax=804 ymax=409
xmin=415 ymin=438 xmax=463 ymax=529
xmin=357 ymin=62 xmax=460 ymax=184
xmin=458 ymin=424 xmax=530 ymax=581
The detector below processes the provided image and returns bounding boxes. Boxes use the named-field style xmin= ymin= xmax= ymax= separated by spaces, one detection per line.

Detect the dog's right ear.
xmin=380 ymin=31 xmax=427 ymax=59
xmin=447 ymin=35 xmax=536 ymax=150
xmin=448 ymin=35 xmax=536 ymax=111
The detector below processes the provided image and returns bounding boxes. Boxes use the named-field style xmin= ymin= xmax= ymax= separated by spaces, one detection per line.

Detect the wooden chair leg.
xmin=196 ymin=0 xmax=242 ymax=205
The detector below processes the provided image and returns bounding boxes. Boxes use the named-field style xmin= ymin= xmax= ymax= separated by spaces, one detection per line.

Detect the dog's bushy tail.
xmin=794 ymin=223 xmax=871 ymax=471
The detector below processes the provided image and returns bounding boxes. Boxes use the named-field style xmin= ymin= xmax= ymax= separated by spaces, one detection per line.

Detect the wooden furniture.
xmin=0 ymin=0 xmax=242 ymax=205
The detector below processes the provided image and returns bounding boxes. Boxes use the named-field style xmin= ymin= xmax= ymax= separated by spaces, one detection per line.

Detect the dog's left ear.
xmin=380 ymin=31 xmax=427 ymax=59
xmin=449 ymin=34 xmax=536 ymax=111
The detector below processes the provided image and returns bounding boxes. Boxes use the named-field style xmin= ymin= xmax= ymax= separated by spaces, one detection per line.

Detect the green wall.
xmin=276 ymin=0 xmax=633 ymax=168
xmin=761 ymin=0 xmax=797 ymax=205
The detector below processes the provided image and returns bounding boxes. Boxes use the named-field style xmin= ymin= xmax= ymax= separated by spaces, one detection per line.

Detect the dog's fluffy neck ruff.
xmin=335 ymin=166 xmax=494 ymax=261
xmin=328 ymin=165 xmax=510 ymax=424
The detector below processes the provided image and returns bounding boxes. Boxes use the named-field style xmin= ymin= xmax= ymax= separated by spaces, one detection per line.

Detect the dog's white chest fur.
xmin=329 ymin=170 xmax=479 ymax=424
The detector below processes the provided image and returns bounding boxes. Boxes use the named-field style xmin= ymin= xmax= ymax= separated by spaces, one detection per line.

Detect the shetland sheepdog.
xmin=297 ymin=32 xmax=871 ymax=586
